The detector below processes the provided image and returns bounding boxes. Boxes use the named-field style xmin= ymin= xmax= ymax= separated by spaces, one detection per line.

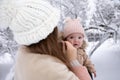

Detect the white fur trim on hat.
xmin=9 ymin=0 xmax=60 ymax=45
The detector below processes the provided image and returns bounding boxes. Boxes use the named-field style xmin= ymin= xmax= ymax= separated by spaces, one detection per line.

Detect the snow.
xmin=85 ymin=0 xmax=97 ymax=27
xmin=0 ymin=53 xmax=14 ymax=80
xmin=89 ymin=39 xmax=120 ymax=80
xmin=0 ymin=53 xmax=14 ymax=64
xmin=86 ymin=29 xmax=105 ymax=34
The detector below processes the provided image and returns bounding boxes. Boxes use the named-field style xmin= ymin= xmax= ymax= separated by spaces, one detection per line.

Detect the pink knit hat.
xmin=63 ymin=17 xmax=85 ymax=38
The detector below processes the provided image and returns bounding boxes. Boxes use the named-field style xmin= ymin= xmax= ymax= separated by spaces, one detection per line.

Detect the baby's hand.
xmin=93 ymin=71 xmax=97 ymax=78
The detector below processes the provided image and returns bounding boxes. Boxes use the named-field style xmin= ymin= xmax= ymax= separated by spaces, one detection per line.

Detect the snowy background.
xmin=0 ymin=0 xmax=120 ymax=80
xmin=87 ymin=39 xmax=120 ymax=80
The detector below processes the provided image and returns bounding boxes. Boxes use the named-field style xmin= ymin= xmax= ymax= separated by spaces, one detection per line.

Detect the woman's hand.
xmin=64 ymin=41 xmax=77 ymax=62
xmin=62 ymin=41 xmax=91 ymax=80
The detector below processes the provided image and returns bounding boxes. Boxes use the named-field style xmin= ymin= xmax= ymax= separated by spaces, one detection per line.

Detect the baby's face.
xmin=66 ymin=33 xmax=84 ymax=49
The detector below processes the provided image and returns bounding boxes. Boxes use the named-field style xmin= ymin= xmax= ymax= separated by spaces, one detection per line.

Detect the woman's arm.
xmin=70 ymin=60 xmax=91 ymax=80
xmin=64 ymin=41 xmax=91 ymax=80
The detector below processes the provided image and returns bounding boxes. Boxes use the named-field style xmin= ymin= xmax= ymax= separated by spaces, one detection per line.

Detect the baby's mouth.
xmin=73 ymin=44 xmax=78 ymax=46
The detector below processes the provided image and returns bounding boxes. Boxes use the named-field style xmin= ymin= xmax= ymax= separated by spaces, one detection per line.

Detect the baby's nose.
xmin=74 ymin=38 xmax=79 ymax=42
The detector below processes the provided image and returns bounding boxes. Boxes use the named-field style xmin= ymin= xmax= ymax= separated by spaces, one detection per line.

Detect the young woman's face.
xmin=66 ymin=33 xmax=84 ymax=49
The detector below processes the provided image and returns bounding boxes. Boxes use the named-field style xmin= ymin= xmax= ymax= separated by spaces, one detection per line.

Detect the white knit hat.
xmin=9 ymin=0 xmax=60 ymax=45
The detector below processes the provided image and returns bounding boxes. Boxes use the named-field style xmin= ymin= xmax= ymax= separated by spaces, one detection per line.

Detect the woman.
xmin=9 ymin=0 xmax=91 ymax=80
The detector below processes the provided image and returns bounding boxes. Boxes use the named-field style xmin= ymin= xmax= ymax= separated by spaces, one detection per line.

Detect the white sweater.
xmin=14 ymin=46 xmax=79 ymax=80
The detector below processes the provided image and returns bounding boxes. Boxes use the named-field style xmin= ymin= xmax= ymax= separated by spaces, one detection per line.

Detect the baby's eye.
xmin=70 ymin=36 xmax=74 ymax=39
xmin=78 ymin=37 xmax=82 ymax=39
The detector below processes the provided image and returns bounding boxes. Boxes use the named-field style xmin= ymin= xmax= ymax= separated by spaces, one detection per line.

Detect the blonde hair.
xmin=27 ymin=27 xmax=71 ymax=69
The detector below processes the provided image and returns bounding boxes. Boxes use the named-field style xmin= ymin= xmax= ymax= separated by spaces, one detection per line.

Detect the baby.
xmin=62 ymin=17 xmax=96 ymax=79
